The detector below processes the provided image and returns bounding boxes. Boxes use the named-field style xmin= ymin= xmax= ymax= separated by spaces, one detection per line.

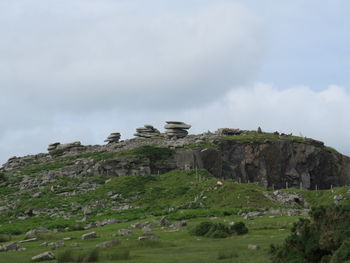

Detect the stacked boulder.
xmin=47 ymin=141 xmax=82 ymax=152
xmin=164 ymin=121 xmax=191 ymax=139
xmin=134 ymin=125 xmax=161 ymax=138
xmin=104 ymin=133 xmax=121 ymax=144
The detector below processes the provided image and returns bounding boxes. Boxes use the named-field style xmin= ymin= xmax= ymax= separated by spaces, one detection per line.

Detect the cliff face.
xmin=1 ymin=131 xmax=350 ymax=190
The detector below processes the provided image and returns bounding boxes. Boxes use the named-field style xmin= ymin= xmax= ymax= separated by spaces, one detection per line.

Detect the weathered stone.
xmin=19 ymin=238 xmax=37 ymax=243
xmin=248 ymin=244 xmax=260 ymax=250
xmin=117 ymin=229 xmax=133 ymax=236
xmin=142 ymin=226 xmax=153 ymax=235
xmin=138 ymin=235 xmax=159 ymax=241
xmin=32 ymin=251 xmax=55 ymax=261
xmin=0 ymin=242 xmax=25 ymax=252
xmin=82 ymin=232 xmax=97 ymax=240
xmin=96 ymin=240 xmax=120 ymax=248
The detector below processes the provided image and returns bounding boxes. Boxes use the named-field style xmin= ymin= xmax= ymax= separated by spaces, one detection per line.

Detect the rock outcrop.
xmin=104 ymin=133 xmax=121 ymax=144
xmin=134 ymin=125 xmax=161 ymax=138
xmin=47 ymin=141 xmax=82 ymax=152
xmin=164 ymin=121 xmax=191 ymax=139
xmin=2 ymin=129 xmax=350 ymax=190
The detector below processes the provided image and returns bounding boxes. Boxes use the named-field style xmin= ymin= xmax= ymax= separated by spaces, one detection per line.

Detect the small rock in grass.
xmin=117 ymin=229 xmax=133 ymax=236
xmin=96 ymin=240 xmax=120 ymax=248
xmin=82 ymin=232 xmax=97 ymax=240
xmin=138 ymin=235 xmax=159 ymax=241
xmin=248 ymin=244 xmax=260 ymax=250
xmin=32 ymin=251 xmax=55 ymax=261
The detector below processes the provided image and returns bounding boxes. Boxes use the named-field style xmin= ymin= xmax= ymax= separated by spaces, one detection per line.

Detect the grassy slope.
xmin=0 ymin=140 xmax=346 ymax=262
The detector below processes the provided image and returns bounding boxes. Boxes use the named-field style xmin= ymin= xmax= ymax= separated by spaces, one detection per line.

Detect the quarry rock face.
xmin=2 ymin=130 xmax=350 ymax=190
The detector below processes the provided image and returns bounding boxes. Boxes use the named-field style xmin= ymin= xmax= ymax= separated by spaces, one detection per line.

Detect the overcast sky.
xmin=1 ymin=0 xmax=350 ymax=165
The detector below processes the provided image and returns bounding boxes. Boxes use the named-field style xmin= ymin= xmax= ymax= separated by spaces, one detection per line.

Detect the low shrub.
xmin=190 ymin=221 xmax=248 ymax=238
xmin=231 ymin=222 xmax=249 ymax=235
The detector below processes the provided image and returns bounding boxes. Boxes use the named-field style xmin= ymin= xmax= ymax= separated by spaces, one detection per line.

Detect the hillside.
xmin=1 ymin=129 xmax=350 ymax=262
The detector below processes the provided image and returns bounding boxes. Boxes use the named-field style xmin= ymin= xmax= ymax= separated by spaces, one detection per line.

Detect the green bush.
xmin=231 ymin=222 xmax=249 ymax=235
xmin=270 ymin=205 xmax=350 ymax=263
xmin=331 ymin=240 xmax=350 ymax=263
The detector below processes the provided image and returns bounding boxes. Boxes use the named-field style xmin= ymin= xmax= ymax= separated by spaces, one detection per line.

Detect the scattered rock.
xmin=32 ymin=251 xmax=55 ymax=261
xmin=154 ymin=216 xmax=169 ymax=226
xmin=25 ymin=227 xmax=49 ymax=237
xmin=48 ymin=241 xmax=65 ymax=248
xmin=96 ymin=240 xmax=120 ymax=248
xmin=19 ymin=238 xmax=37 ymax=243
xmin=131 ymin=222 xmax=150 ymax=228
xmin=142 ymin=226 xmax=154 ymax=235
xmin=216 ymin=128 xmax=242 ymax=136
xmin=248 ymin=244 xmax=260 ymax=250
xmin=117 ymin=229 xmax=133 ymax=236
xmin=0 ymin=242 xmax=25 ymax=252
xmin=82 ymin=232 xmax=97 ymax=240
xmin=170 ymin=220 xmax=187 ymax=230
xmin=138 ymin=235 xmax=159 ymax=241
xmin=334 ymin=195 xmax=346 ymax=205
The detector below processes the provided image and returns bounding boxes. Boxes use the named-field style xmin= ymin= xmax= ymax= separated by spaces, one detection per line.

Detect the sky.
xmin=1 ymin=0 xmax=350 ymax=164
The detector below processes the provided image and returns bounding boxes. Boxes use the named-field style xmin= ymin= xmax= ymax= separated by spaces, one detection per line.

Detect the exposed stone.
xmin=25 ymin=227 xmax=49 ymax=237
xmin=134 ymin=125 xmax=161 ymax=138
xmin=131 ymin=222 xmax=150 ymax=228
xmin=170 ymin=220 xmax=187 ymax=230
xmin=96 ymin=240 xmax=120 ymax=248
xmin=82 ymin=232 xmax=97 ymax=240
xmin=117 ymin=229 xmax=133 ymax=236
xmin=164 ymin=121 xmax=191 ymax=139
xmin=216 ymin=128 xmax=242 ymax=136
xmin=32 ymin=251 xmax=55 ymax=261
xmin=19 ymin=238 xmax=37 ymax=243
xmin=248 ymin=244 xmax=260 ymax=250
xmin=138 ymin=235 xmax=159 ymax=241
xmin=0 ymin=242 xmax=25 ymax=252
xmin=142 ymin=226 xmax=153 ymax=235
xmin=104 ymin=132 xmax=121 ymax=144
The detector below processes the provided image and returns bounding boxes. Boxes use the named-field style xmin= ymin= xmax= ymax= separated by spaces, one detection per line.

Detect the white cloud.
xmin=185 ymin=84 xmax=350 ymax=155
xmin=0 ymin=1 xmax=266 ymax=163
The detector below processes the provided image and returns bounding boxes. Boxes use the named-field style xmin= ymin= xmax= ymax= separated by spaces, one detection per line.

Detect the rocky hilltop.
xmin=1 ymin=127 xmax=350 ymax=190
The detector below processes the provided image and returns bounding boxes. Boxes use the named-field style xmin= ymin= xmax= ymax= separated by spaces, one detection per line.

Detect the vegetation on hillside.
xmin=270 ymin=205 xmax=350 ymax=263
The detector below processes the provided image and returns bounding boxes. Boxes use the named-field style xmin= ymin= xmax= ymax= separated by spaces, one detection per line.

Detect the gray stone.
xmin=0 ymin=242 xmax=25 ymax=252
xmin=248 ymin=244 xmax=260 ymax=250
xmin=142 ymin=226 xmax=153 ymax=235
xmin=117 ymin=229 xmax=133 ymax=236
xmin=96 ymin=240 xmax=120 ymax=248
xmin=19 ymin=238 xmax=37 ymax=243
xmin=32 ymin=251 xmax=55 ymax=261
xmin=138 ymin=235 xmax=159 ymax=241
xmin=82 ymin=232 xmax=97 ymax=240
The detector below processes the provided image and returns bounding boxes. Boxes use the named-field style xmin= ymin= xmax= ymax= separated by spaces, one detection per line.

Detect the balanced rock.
xmin=164 ymin=121 xmax=191 ymax=139
xmin=134 ymin=125 xmax=161 ymax=138
xmin=104 ymin=132 xmax=121 ymax=144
